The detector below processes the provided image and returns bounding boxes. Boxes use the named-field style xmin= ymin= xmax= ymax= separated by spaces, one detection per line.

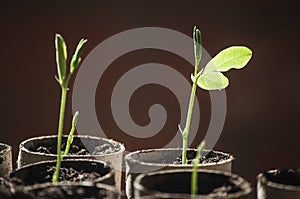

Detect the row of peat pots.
xmin=0 ymin=138 xmax=299 ymax=199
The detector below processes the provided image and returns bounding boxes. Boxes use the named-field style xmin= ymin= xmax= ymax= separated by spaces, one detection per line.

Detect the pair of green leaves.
xmin=55 ymin=34 xmax=87 ymax=86
xmin=192 ymin=28 xmax=252 ymax=90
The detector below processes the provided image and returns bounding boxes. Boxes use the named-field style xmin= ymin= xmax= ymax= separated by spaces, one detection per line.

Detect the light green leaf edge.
xmin=55 ymin=34 xmax=67 ymax=83
xmin=192 ymin=72 xmax=229 ymax=90
xmin=70 ymin=38 xmax=88 ymax=73
xmin=204 ymin=46 xmax=252 ymax=73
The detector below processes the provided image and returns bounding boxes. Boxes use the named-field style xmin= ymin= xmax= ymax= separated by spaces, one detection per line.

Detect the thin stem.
xmin=191 ymin=141 xmax=205 ymax=197
xmin=52 ymin=87 xmax=67 ymax=183
xmin=181 ymin=80 xmax=197 ymax=164
xmin=181 ymin=61 xmax=200 ymax=164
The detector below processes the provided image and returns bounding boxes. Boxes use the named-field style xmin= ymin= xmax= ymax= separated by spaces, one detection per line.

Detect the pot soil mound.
xmin=173 ymin=150 xmax=230 ymax=164
xmin=31 ymin=138 xmax=119 ymax=156
xmin=10 ymin=166 xmax=107 ymax=186
xmin=265 ymin=169 xmax=300 ymax=186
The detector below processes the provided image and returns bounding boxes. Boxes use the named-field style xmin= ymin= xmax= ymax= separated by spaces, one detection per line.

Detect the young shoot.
xmin=179 ymin=26 xmax=252 ymax=164
xmin=52 ymin=34 xmax=87 ymax=183
xmin=191 ymin=141 xmax=205 ymax=197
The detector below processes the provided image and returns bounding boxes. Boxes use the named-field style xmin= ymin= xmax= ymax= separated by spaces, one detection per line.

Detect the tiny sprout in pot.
xmin=125 ymin=148 xmax=234 ymax=198
xmin=0 ymin=143 xmax=12 ymax=177
xmin=17 ymin=135 xmax=125 ymax=190
xmin=257 ymin=169 xmax=300 ymax=199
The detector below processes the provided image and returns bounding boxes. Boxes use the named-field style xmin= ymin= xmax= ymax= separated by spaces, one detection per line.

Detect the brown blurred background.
xmin=0 ymin=0 xmax=299 ymax=185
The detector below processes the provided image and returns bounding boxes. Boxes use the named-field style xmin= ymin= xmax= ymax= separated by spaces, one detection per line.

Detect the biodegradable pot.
xmin=10 ymin=159 xmax=115 ymax=187
xmin=134 ymin=169 xmax=252 ymax=199
xmin=125 ymin=148 xmax=234 ymax=199
xmin=0 ymin=143 xmax=13 ymax=177
xmin=257 ymin=169 xmax=300 ymax=199
xmin=17 ymin=135 xmax=125 ymax=189
xmin=13 ymin=182 xmax=119 ymax=199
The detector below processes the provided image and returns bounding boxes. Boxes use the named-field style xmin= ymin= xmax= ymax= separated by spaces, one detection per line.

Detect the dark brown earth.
xmin=265 ymin=169 xmax=300 ymax=186
xmin=33 ymin=142 xmax=119 ymax=156
xmin=173 ymin=150 xmax=231 ymax=164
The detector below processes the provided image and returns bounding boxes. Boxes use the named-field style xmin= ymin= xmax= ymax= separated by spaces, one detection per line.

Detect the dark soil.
xmin=265 ymin=169 xmax=300 ymax=186
xmin=10 ymin=165 xmax=107 ymax=186
xmin=32 ymin=139 xmax=119 ymax=156
xmin=173 ymin=150 xmax=231 ymax=164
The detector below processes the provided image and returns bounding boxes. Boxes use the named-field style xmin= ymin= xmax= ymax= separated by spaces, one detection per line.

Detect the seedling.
xmin=191 ymin=140 xmax=205 ymax=197
xmin=178 ymin=27 xmax=252 ymax=164
xmin=52 ymin=34 xmax=87 ymax=183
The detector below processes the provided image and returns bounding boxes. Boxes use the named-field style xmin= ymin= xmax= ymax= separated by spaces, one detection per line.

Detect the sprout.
xmin=179 ymin=26 xmax=252 ymax=165
xmin=52 ymin=34 xmax=87 ymax=183
xmin=178 ymin=26 xmax=252 ymax=195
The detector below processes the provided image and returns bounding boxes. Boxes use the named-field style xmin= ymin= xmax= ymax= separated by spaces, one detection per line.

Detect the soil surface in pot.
xmin=31 ymin=138 xmax=119 ymax=156
xmin=11 ymin=165 xmax=108 ymax=186
xmin=265 ymin=169 xmax=300 ymax=186
xmin=173 ymin=150 xmax=230 ymax=164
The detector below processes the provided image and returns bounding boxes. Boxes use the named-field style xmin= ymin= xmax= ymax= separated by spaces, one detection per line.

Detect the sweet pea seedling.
xmin=178 ymin=27 xmax=252 ymax=165
xmin=52 ymin=34 xmax=87 ymax=183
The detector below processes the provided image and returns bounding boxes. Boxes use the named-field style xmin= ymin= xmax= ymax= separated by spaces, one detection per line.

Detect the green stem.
xmin=191 ymin=141 xmax=205 ymax=197
xmin=52 ymin=87 xmax=67 ymax=183
xmin=64 ymin=123 xmax=75 ymax=156
xmin=181 ymin=61 xmax=199 ymax=164
xmin=182 ymin=80 xmax=197 ymax=164
xmin=64 ymin=111 xmax=78 ymax=156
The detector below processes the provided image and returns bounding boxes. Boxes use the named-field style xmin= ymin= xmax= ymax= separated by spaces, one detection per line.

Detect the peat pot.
xmin=10 ymin=159 xmax=115 ymax=188
xmin=257 ymin=169 xmax=300 ymax=199
xmin=17 ymin=135 xmax=125 ymax=189
xmin=0 ymin=143 xmax=13 ymax=177
xmin=134 ymin=169 xmax=252 ymax=199
xmin=125 ymin=148 xmax=234 ymax=199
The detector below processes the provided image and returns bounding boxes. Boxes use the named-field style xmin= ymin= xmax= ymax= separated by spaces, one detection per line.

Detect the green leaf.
xmin=192 ymin=72 xmax=229 ymax=90
xmin=204 ymin=46 xmax=252 ymax=73
xmin=70 ymin=38 xmax=87 ymax=73
xmin=55 ymin=34 xmax=67 ymax=83
xmin=193 ymin=26 xmax=202 ymax=67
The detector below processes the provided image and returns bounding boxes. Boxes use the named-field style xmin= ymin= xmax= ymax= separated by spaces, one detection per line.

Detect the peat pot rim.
xmin=134 ymin=168 xmax=252 ymax=198
xmin=125 ymin=148 xmax=234 ymax=168
xmin=20 ymin=135 xmax=125 ymax=158
xmin=257 ymin=169 xmax=300 ymax=192
xmin=10 ymin=158 xmax=114 ymax=184
xmin=22 ymin=182 xmax=120 ymax=198
xmin=0 ymin=143 xmax=12 ymax=153
xmin=23 ymin=181 xmax=119 ymax=192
